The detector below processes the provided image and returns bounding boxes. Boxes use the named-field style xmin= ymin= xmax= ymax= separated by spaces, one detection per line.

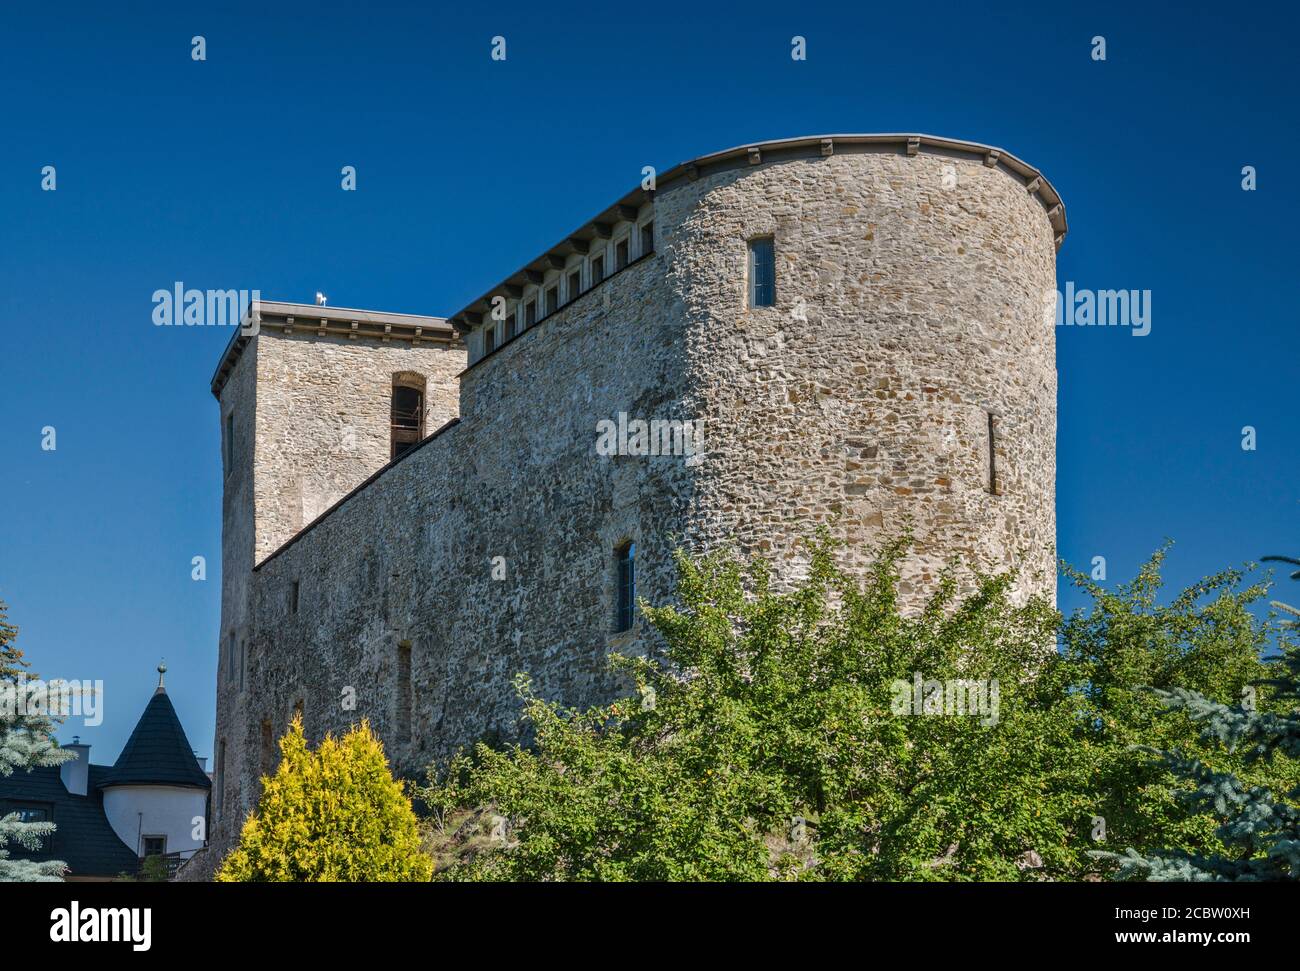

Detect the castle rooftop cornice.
xmin=210 ymin=301 xmax=457 ymax=398
xmin=445 ymin=133 xmax=1068 ymax=335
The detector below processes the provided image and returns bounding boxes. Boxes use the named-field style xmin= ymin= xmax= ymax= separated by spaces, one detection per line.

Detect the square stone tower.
xmin=208 ymin=301 xmax=464 ymax=826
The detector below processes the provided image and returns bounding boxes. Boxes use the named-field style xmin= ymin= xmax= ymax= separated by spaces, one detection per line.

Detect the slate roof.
xmin=97 ymin=688 xmax=212 ymax=790
xmin=0 ymin=679 xmax=211 ymax=877
xmin=0 ymin=763 xmax=139 ymax=878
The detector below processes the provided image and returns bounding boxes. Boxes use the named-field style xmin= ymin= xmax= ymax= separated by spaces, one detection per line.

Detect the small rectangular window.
xmin=640 ymin=221 xmax=654 ymax=256
xmin=143 ymin=835 xmax=166 ymax=858
xmin=615 ymin=238 xmax=629 ymax=271
xmin=483 ymin=324 xmax=496 ymax=356
xmin=591 ymin=253 xmax=605 ymax=286
xmin=567 ymin=269 xmax=582 ymax=303
xmin=290 ymin=580 xmax=300 ymax=614
xmin=544 ymin=286 xmax=558 ymax=317
xmin=525 ymin=300 xmax=537 ymax=327
xmin=748 ymin=237 xmax=775 ymax=307
xmin=3 ymin=803 xmax=51 ymax=824
xmin=503 ymin=313 xmax=515 ymax=340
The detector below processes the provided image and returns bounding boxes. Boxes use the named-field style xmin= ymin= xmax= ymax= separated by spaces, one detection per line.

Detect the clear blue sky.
xmin=1 ymin=1 xmax=1295 ymax=763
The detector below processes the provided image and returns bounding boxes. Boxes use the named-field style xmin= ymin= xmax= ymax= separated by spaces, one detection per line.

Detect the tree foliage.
xmin=419 ymin=532 xmax=1293 ymax=881
xmin=1097 ymin=557 xmax=1300 ymax=881
xmin=0 ymin=598 xmax=70 ymax=882
xmin=217 ymin=716 xmax=432 ymax=882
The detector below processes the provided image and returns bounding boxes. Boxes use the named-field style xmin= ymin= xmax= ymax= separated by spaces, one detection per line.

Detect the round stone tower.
xmin=654 ymin=136 xmax=1060 ymax=605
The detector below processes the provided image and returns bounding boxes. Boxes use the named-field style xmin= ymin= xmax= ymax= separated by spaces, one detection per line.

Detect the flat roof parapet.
xmin=210 ymin=301 xmax=458 ymax=397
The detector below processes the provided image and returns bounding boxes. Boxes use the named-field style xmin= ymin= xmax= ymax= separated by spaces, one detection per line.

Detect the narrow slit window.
xmin=396 ymin=642 xmax=412 ymax=740
xmin=615 ymin=238 xmax=629 ymax=271
xmin=615 ymin=541 xmax=636 ymax=632
xmin=567 ymin=269 xmax=582 ymax=303
xmin=748 ymin=237 xmax=775 ymax=307
xmin=216 ymin=740 xmax=226 ymax=819
xmin=391 ymin=383 xmax=424 ymax=461
xmin=290 ymin=580 xmax=300 ymax=614
xmin=986 ymin=412 xmax=999 ymax=495
xmin=640 ymin=221 xmax=654 ymax=256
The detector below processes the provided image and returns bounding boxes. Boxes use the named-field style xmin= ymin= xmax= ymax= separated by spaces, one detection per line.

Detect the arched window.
xmin=391 ymin=374 xmax=426 ymax=460
xmin=615 ymin=540 xmax=636 ymax=632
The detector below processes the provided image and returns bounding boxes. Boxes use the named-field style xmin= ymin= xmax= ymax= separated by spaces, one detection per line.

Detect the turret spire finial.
xmin=156 ymin=659 xmax=167 ymax=692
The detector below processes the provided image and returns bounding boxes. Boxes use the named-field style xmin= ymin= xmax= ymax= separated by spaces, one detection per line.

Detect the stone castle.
xmin=198 ymin=133 xmax=1064 ymax=875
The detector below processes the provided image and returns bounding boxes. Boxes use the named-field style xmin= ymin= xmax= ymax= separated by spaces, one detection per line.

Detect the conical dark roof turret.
xmin=98 ymin=666 xmax=211 ymax=790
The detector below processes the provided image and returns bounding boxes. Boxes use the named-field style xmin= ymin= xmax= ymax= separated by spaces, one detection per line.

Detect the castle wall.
xmin=251 ymin=336 xmax=463 ymax=562
xmin=206 ymin=142 xmax=1058 ymax=869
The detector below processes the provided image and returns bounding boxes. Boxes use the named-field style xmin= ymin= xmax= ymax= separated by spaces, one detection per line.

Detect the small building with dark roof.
xmin=0 ymin=665 xmax=210 ymax=881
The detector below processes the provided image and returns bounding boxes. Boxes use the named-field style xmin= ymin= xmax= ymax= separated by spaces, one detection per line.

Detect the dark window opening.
xmin=591 ymin=254 xmax=605 ymax=286
xmin=748 ymin=237 xmax=775 ymax=307
xmin=640 ymin=221 xmax=654 ymax=256
xmin=504 ymin=313 xmax=516 ymax=340
xmin=615 ymin=541 xmax=636 ymax=633
xmin=2 ymin=802 xmax=51 ymax=824
xmin=396 ymin=642 xmax=412 ymax=740
xmin=391 ymin=383 xmax=424 ymax=461
xmin=291 ymin=580 xmax=300 ymax=614
xmin=615 ymin=238 xmax=629 ymax=271
xmin=567 ymin=269 xmax=582 ymax=302
xmin=987 ymin=412 xmax=999 ymax=495
xmin=142 ymin=836 xmax=166 ymax=859
xmin=483 ymin=324 xmax=496 ymax=356
xmin=544 ymin=286 xmax=558 ymax=317
xmin=215 ymin=741 xmax=226 ymax=819
xmin=525 ymin=300 xmax=537 ymax=328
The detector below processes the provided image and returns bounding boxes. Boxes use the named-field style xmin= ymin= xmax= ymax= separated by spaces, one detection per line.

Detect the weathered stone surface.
xmin=195 ymin=141 xmax=1058 ymax=879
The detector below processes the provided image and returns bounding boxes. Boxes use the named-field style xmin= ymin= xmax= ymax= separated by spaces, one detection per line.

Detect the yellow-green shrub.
xmin=217 ymin=716 xmax=432 ymax=882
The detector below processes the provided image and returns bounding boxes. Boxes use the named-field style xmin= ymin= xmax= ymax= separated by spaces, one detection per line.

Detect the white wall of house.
xmin=102 ymin=786 xmax=208 ymax=857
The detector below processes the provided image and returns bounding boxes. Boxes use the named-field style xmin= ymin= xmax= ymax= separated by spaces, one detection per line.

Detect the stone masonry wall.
xmin=252 ymin=336 xmax=463 ymax=562
xmin=203 ymin=143 xmax=1058 ymax=874
xmin=661 ymin=149 xmax=1057 ymax=602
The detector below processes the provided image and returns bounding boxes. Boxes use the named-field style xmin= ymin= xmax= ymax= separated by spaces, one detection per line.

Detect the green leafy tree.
xmin=217 ymin=716 xmax=432 ymax=882
xmin=420 ymin=532 xmax=1288 ymax=880
xmin=1097 ymin=556 xmax=1300 ymax=881
xmin=0 ymin=598 xmax=70 ymax=882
